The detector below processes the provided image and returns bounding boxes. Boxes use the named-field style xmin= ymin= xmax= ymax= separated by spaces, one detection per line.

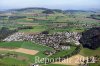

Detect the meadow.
xmin=0 ymin=9 xmax=100 ymax=66
xmin=0 ymin=41 xmax=54 ymax=66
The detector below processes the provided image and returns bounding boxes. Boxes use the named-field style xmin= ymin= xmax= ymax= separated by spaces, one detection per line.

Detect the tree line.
xmin=0 ymin=27 xmax=17 ymax=41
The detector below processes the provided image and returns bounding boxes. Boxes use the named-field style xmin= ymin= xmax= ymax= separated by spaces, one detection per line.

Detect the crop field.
xmin=0 ymin=8 xmax=100 ymax=66
xmin=0 ymin=41 xmax=54 ymax=66
xmin=0 ymin=10 xmax=100 ymax=32
xmin=0 ymin=42 xmax=77 ymax=66
xmin=79 ymin=47 xmax=100 ymax=56
xmin=0 ymin=41 xmax=78 ymax=66
xmin=79 ymin=47 xmax=100 ymax=66
xmin=19 ymin=25 xmax=47 ymax=33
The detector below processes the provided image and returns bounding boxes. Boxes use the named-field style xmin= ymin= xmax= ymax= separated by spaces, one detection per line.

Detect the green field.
xmin=0 ymin=41 xmax=54 ymax=66
xmin=49 ymin=47 xmax=76 ymax=58
xmin=0 ymin=8 xmax=100 ymax=66
xmin=19 ymin=25 xmax=47 ymax=33
xmin=0 ymin=41 xmax=53 ymax=50
xmin=0 ymin=58 xmax=28 ymax=66
xmin=0 ymin=41 xmax=77 ymax=66
xmin=0 ymin=9 xmax=100 ymax=33
xmin=79 ymin=47 xmax=100 ymax=66
xmin=79 ymin=47 xmax=100 ymax=56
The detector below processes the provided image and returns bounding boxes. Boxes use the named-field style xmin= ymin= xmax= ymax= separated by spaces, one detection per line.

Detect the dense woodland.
xmin=0 ymin=27 xmax=17 ymax=41
xmin=79 ymin=27 xmax=100 ymax=49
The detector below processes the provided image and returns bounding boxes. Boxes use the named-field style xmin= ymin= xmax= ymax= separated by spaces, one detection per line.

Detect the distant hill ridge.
xmin=3 ymin=7 xmax=91 ymax=13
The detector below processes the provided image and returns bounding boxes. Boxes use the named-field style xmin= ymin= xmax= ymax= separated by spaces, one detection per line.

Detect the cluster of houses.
xmin=3 ymin=32 xmax=25 ymax=41
xmin=3 ymin=32 xmax=81 ymax=66
xmin=32 ymin=32 xmax=81 ymax=49
xmin=3 ymin=32 xmax=81 ymax=50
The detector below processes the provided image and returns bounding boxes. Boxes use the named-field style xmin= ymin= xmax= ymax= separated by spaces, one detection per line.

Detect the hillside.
xmin=0 ymin=7 xmax=100 ymax=66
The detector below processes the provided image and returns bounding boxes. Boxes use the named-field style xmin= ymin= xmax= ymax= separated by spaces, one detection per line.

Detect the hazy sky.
xmin=0 ymin=0 xmax=100 ymax=10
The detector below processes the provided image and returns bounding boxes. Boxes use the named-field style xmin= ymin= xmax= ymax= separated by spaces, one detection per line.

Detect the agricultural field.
xmin=79 ymin=47 xmax=100 ymax=56
xmin=19 ymin=25 xmax=47 ymax=33
xmin=79 ymin=47 xmax=100 ymax=66
xmin=0 ymin=41 xmax=77 ymax=66
xmin=0 ymin=41 xmax=54 ymax=66
xmin=0 ymin=9 xmax=100 ymax=33
xmin=0 ymin=8 xmax=100 ymax=66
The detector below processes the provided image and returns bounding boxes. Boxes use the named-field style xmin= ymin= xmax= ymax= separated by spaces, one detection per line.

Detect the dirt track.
xmin=54 ymin=54 xmax=85 ymax=65
xmin=0 ymin=48 xmax=39 ymax=55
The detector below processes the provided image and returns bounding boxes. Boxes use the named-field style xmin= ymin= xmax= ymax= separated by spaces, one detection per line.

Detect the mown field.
xmin=80 ymin=47 xmax=100 ymax=56
xmin=79 ymin=47 xmax=100 ymax=66
xmin=19 ymin=25 xmax=47 ymax=33
xmin=0 ymin=41 xmax=54 ymax=66
xmin=0 ymin=41 xmax=77 ymax=66
xmin=0 ymin=41 xmax=53 ymax=51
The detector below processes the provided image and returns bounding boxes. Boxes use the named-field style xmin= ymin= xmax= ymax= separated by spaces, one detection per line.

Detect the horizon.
xmin=0 ymin=0 xmax=100 ymax=11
